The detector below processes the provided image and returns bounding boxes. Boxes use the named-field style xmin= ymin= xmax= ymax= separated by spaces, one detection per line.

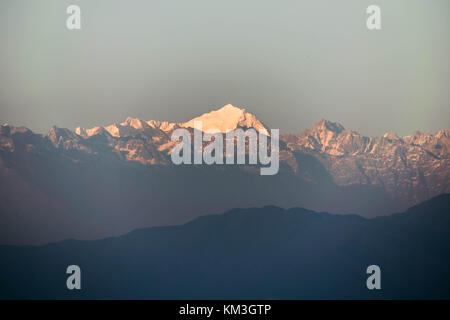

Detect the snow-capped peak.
xmin=181 ymin=104 xmax=268 ymax=134
xmin=311 ymin=119 xmax=345 ymax=134
xmin=121 ymin=117 xmax=150 ymax=130
xmin=383 ymin=131 xmax=401 ymax=140
xmin=75 ymin=104 xmax=269 ymax=138
xmin=147 ymin=120 xmax=178 ymax=132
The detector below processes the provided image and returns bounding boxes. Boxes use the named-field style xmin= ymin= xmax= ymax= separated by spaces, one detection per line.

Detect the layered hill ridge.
xmin=1 ymin=194 xmax=449 ymax=299
xmin=0 ymin=105 xmax=449 ymax=244
xmin=1 ymin=105 xmax=449 ymax=201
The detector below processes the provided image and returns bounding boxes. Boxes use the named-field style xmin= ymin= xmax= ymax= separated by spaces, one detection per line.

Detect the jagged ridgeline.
xmin=0 ymin=105 xmax=449 ymax=244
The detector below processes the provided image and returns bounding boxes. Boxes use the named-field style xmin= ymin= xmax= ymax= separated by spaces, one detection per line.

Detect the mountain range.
xmin=1 ymin=194 xmax=449 ymax=299
xmin=1 ymin=104 xmax=449 ymax=244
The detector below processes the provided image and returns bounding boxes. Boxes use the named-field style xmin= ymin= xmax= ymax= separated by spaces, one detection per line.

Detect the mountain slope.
xmin=181 ymin=104 xmax=268 ymax=133
xmin=282 ymin=119 xmax=450 ymax=205
xmin=1 ymin=194 xmax=449 ymax=299
xmin=74 ymin=104 xmax=269 ymax=136
xmin=0 ymin=105 xmax=449 ymax=244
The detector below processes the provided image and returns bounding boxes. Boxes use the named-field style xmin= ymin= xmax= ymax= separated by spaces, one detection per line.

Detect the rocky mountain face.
xmin=0 ymin=104 xmax=448 ymax=244
xmin=282 ymin=119 xmax=450 ymax=206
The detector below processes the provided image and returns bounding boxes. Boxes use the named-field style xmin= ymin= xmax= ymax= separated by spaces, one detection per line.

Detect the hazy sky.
xmin=0 ymin=0 xmax=449 ymax=136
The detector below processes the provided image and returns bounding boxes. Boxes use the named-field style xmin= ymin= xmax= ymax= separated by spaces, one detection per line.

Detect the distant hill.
xmin=1 ymin=104 xmax=449 ymax=244
xmin=1 ymin=194 xmax=449 ymax=299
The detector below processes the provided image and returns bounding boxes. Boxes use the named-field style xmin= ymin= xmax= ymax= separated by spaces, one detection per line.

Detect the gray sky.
xmin=0 ymin=0 xmax=449 ymax=136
